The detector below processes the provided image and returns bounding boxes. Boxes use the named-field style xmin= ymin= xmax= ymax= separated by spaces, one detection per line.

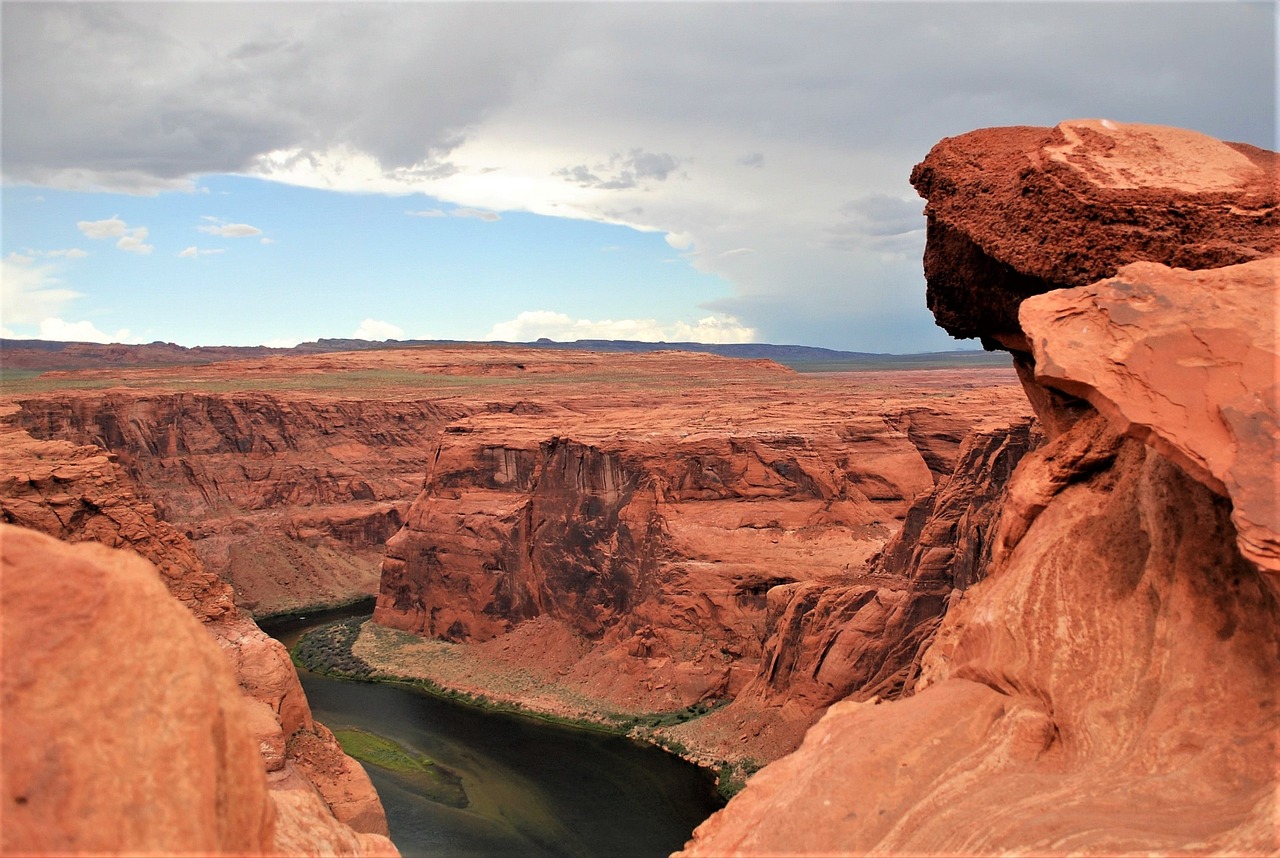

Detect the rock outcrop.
xmin=680 ymin=121 xmax=1279 ymax=854
xmin=10 ymin=391 xmax=457 ymax=615
xmin=1 ymin=525 xmax=397 ymax=856
xmin=0 ymin=416 xmax=395 ymax=854
xmin=659 ymin=415 xmax=1038 ymax=765
xmin=374 ymin=372 xmax=1030 ymax=716
xmin=908 ymin=119 xmax=1277 ymax=351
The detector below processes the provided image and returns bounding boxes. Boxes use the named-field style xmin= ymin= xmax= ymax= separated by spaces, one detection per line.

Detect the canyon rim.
xmin=1 ymin=119 xmax=1275 ymax=857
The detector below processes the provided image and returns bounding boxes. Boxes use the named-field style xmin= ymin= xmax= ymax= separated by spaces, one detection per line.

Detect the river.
xmin=263 ymin=607 xmax=724 ymax=858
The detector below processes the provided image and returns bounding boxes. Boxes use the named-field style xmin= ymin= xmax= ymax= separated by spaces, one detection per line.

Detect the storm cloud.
xmin=3 ymin=1 xmax=1273 ymax=351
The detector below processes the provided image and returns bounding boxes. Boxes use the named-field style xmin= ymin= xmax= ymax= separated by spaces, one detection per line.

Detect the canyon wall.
xmin=10 ymin=390 xmax=459 ymax=615
xmin=0 ymin=413 xmax=397 ymax=855
xmin=681 ymin=121 xmax=1278 ymax=854
xmin=374 ymin=376 xmax=1031 ymax=719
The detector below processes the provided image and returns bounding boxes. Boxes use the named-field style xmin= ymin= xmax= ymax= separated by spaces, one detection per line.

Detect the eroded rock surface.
xmin=0 ymin=419 xmax=394 ymax=852
xmin=1021 ymin=258 xmax=1278 ymax=574
xmin=374 ymin=371 xmax=1030 ymax=718
xmin=681 ymin=121 xmax=1279 ymax=854
xmin=1 ymin=525 xmax=397 ymax=856
xmin=909 ymin=119 xmax=1277 ymax=349
xmin=12 ymin=392 xmax=453 ymax=615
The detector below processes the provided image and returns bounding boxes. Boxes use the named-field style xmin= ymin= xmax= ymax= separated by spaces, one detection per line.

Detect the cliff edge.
xmin=679 ymin=121 xmax=1279 ymax=854
xmin=0 ymin=417 xmax=396 ymax=855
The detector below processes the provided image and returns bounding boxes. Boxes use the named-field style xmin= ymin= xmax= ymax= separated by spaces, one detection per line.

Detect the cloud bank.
xmin=486 ymin=311 xmax=754 ymax=345
xmin=4 ymin=2 xmax=1273 ymax=350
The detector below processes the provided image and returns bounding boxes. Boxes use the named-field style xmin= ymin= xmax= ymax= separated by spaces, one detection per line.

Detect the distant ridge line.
xmin=1 ymin=336 xmax=1009 ymax=373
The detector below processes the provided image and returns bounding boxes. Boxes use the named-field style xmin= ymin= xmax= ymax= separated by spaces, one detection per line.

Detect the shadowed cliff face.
xmin=374 ymin=383 xmax=1031 ymax=715
xmin=681 ymin=121 xmax=1279 ymax=855
xmin=11 ymin=392 xmax=460 ymax=614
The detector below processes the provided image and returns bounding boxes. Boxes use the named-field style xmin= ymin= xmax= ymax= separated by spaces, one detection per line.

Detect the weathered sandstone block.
xmin=909 ymin=119 xmax=1277 ymax=349
xmin=681 ymin=121 xmax=1279 ymax=854
xmin=2 ymin=525 xmax=276 ymax=854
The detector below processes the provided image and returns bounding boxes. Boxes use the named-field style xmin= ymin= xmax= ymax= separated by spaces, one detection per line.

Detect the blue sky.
xmin=3 ymin=175 xmax=736 ymax=347
xmin=2 ymin=2 xmax=1275 ymax=352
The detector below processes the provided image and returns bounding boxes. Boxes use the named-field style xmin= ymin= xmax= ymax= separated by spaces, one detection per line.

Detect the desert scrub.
xmin=292 ymin=618 xmax=375 ymax=678
xmin=714 ymin=759 xmax=762 ymax=801
xmin=333 ymin=728 xmax=468 ymax=808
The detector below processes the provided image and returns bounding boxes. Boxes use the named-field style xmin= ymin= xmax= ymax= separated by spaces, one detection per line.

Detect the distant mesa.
xmin=0 ymin=335 xmax=1007 ymax=374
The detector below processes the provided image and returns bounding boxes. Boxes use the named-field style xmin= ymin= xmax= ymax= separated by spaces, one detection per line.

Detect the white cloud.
xmin=77 ymin=216 xmax=152 ymax=253
xmin=45 ymin=248 xmax=88 ymax=259
xmin=178 ymin=246 xmax=225 ymax=258
xmin=116 ymin=226 xmax=153 ymax=254
xmin=353 ymin=318 xmax=405 ymax=341
xmin=198 ymin=220 xmax=264 ymax=237
xmin=664 ymin=232 xmax=694 ymax=250
xmin=485 ymin=310 xmax=754 ymax=344
xmin=36 ymin=318 xmax=131 ymax=344
xmin=0 ymin=260 xmax=81 ymax=325
xmin=450 ymin=207 xmax=500 ymax=221
xmin=6 ymin=252 xmax=35 ymax=265
xmin=77 ymin=216 xmax=128 ymax=239
xmin=406 ymin=208 xmax=446 ymax=217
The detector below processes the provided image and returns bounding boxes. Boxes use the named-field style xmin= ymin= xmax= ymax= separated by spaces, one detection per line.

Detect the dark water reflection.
xmin=264 ymin=608 xmax=723 ymax=858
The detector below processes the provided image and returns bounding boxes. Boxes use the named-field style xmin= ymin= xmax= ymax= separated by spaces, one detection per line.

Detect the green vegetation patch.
xmin=333 ymin=728 xmax=469 ymax=808
xmin=714 ymin=759 xmax=763 ymax=801
xmin=292 ymin=617 xmax=375 ymax=678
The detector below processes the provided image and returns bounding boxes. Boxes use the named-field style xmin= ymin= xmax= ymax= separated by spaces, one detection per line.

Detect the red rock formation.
xmin=1 ymin=525 xmax=397 ymax=856
xmin=0 ymin=417 xmax=395 ymax=852
xmin=1021 ymin=257 xmax=1278 ymax=575
xmin=909 ymin=119 xmax=1277 ymax=350
xmin=662 ymin=416 xmax=1038 ymax=765
xmin=375 ymin=374 xmax=1030 ymax=714
xmin=10 ymin=392 xmax=456 ymax=614
xmin=680 ymin=121 xmax=1279 ymax=854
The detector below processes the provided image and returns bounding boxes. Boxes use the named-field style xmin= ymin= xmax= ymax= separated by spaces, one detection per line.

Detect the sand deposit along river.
xmin=265 ymin=608 xmax=724 ymax=858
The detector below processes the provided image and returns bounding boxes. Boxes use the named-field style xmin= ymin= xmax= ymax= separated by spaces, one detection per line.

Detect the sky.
xmin=1 ymin=2 xmax=1275 ymax=353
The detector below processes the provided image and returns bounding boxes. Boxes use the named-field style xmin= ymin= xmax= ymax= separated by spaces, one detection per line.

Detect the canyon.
xmin=2 ymin=119 xmax=1272 ymax=856
xmin=1 ymin=344 xmax=1027 ymax=852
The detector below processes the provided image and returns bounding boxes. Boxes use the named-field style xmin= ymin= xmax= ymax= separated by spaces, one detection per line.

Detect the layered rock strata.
xmin=680 ymin=121 xmax=1279 ymax=854
xmin=375 ymin=376 xmax=1030 ymax=716
xmin=11 ymin=391 xmax=456 ymax=615
xmin=661 ymin=416 xmax=1038 ymax=764
xmin=0 ymin=415 xmax=395 ymax=854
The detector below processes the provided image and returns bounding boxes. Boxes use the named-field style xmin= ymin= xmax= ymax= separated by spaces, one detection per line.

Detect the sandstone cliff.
xmin=680 ymin=121 xmax=1279 ymax=854
xmin=0 ymin=415 xmax=396 ymax=855
xmin=11 ymin=391 xmax=457 ymax=616
xmin=1 ymin=525 xmax=398 ymax=856
xmin=373 ymin=370 xmax=1031 ymax=720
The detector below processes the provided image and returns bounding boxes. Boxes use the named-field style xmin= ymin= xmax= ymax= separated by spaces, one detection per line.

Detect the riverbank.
xmin=293 ymin=616 xmax=761 ymax=798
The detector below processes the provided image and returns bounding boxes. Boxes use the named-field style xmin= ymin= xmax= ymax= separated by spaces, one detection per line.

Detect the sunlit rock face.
xmin=10 ymin=391 xmax=454 ymax=615
xmin=679 ymin=121 xmax=1279 ymax=855
xmin=1 ymin=525 xmax=398 ymax=856
xmin=0 ymin=420 xmax=396 ymax=854
xmin=374 ymin=381 xmax=1031 ymax=715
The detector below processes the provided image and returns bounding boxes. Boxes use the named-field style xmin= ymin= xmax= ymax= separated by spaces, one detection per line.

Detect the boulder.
xmin=1 ymin=525 xmax=276 ymax=854
xmin=680 ymin=121 xmax=1280 ymax=854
